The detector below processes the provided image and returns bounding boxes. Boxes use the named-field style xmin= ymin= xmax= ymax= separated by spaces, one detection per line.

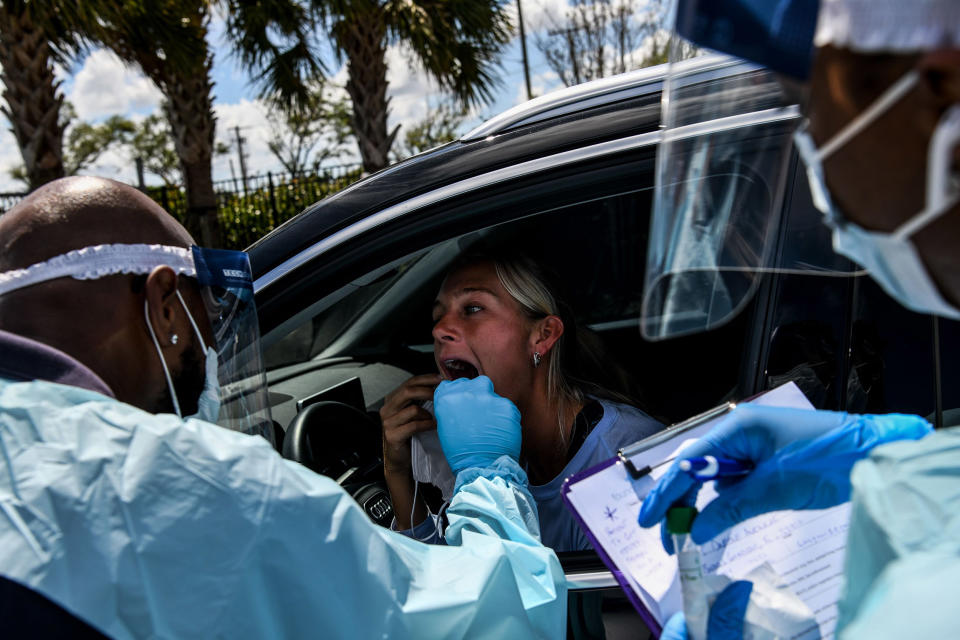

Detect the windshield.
xmin=263 ymin=254 xmax=423 ymax=370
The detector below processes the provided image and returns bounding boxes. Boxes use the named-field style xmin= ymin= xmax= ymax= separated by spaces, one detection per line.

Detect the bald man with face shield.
xmin=635 ymin=1 xmax=960 ymax=638
xmin=0 ymin=177 xmax=566 ymax=638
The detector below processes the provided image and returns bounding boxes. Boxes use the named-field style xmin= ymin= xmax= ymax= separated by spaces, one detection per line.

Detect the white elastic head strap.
xmin=817 ymin=71 xmax=920 ymax=161
xmin=0 ymin=244 xmax=196 ymax=296
xmin=816 ymin=77 xmax=960 ymax=241
xmin=815 ymin=0 xmax=960 ymax=53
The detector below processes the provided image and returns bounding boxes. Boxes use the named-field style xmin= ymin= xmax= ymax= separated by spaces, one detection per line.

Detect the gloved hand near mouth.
xmin=434 ymin=375 xmax=522 ymax=474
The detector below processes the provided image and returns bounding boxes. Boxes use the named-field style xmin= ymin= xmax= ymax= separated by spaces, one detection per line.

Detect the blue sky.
xmin=0 ymin=0 xmax=623 ymax=191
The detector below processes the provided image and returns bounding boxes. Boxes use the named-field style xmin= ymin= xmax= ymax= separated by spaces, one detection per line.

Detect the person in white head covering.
xmin=800 ymin=0 xmax=960 ymax=318
xmin=637 ymin=1 xmax=960 ymax=638
xmin=0 ymin=177 xmax=567 ymax=639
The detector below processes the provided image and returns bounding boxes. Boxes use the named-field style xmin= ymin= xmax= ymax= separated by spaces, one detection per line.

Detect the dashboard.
xmin=267 ymin=359 xmax=412 ymax=429
xmin=266 ymin=359 xmax=413 ymax=528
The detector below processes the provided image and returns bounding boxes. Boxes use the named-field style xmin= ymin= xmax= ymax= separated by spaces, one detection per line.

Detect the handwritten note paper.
xmin=564 ymin=383 xmax=850 ymax=638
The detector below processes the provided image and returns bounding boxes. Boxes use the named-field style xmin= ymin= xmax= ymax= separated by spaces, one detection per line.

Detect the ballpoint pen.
xmin=679 ymin=455 xmax=753 ymax=480
xmin=618 ymin=401 xmax=738 ymax=481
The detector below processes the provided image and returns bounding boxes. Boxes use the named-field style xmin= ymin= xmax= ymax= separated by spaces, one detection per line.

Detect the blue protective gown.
xmin=0 ymin=378 xmax=567 ymax=639
xmin=837 ymin=426 xmax=960 ymax=639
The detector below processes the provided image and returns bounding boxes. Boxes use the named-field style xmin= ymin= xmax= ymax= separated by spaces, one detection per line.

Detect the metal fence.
xmin=0 ymin=164 xmax=365 ymax=249
xmin=171 ymin=164 xmax=365 ymax=249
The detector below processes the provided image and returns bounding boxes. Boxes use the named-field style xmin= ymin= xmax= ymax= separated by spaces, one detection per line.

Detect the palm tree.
xmin=0 ymin=1 xmax=78 ymax=189
xmin=81 ymin=1 xmax=220 ymax=245
xmin=228 ymin=0 xmax=513 ymax=173
xmin=0 ymin=1 xmax=220 ymax=245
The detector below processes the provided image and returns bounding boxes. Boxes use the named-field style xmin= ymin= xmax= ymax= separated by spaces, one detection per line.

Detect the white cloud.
xmin=515 ymin=69 xmax=563 ymax=105
xmin=70 ymin=99 xmax=278 ymax=187
xmin=211 ymin=99 xmax=273 ymax=183
xmin=69 ymin=49 xmax=163 ymax=121
xmin=383 ymin=46 xmax=447 ymax=137
xmin=519 ymin=0 xmax=664 ymax=32
xmin=0 ymin=127 xmax=24 ymax=193
xmin=76 ymin=147 xmax=133 ymax=183
xmin=518 ymin=0 xmax=573 ymax=32
xmin=2 ymin=24 xmax=548 ymax=197
xmin=382 ymin=44 xmax=504 ymax=150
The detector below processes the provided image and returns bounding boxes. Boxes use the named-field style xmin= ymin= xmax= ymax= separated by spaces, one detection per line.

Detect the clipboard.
xmin=616 ymin=401 xmax=736 ymax=482
xmin=561 ymin=382 xmax=851 ymax=639
xmin=560 ymin=403 xmax=735 ymax=635
xmin=562 ymin=455 xmax=662 ymax=633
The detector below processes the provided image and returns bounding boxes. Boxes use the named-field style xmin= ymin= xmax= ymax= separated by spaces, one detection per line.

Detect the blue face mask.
xmin=144 ymin=291 xmax=221 ymax=423
xmin=793 ymin=71 xmax=960 ymax=320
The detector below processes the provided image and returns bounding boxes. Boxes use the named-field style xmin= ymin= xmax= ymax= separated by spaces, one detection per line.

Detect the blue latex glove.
xmin=658 ymin=581 xmax=753 ymax=640
xmin=659 ymin=612 xmax=690 ymax=640
xmin=434 ymin=376 xmax=522 ymax=474
xmin=638 ymin=404 xmax=932 ymax=550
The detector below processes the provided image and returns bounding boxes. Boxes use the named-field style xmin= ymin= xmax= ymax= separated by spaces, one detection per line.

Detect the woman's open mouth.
xmin=442 ymin=359 xmax=479 ymax=380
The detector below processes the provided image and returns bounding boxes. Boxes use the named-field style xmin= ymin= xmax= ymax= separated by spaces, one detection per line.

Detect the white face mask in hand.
xmin=410 ymin=401 xmax=456 ymax=501
xmin=794 ymin=71 xmax=960 ymax=320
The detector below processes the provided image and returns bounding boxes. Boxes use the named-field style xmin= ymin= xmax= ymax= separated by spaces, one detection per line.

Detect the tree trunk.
xmin=340 ymin=12 xmax=397 ymax=173
xmin=0 ymin=8 xmax=65 ymax=190
xmin=162 ymin=53 xmax=219 ymax=247
xmin=179 ymin=150 xmax=218 ymax=246
xmin=114 ymin=14 xmax=219 ymax=247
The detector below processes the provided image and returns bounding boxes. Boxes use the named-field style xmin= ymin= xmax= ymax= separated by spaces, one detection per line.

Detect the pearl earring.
xmin=170 ymin=333 xmax=179 ymax=345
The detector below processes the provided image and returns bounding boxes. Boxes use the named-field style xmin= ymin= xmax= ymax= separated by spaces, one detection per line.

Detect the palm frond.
xmin=224 ymin=0 xmax=327 ymax=111
xmin=79 ymin=1 xmax=210 ymax=79
xmin=383 ymin=0 xmax=512 ymax=107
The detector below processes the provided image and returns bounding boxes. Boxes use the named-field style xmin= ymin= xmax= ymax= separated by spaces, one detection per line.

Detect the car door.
xmin=248 ymin=55 xmax=952 ymax=637
xmin=248 ymin=123 xmax=789 ymax=638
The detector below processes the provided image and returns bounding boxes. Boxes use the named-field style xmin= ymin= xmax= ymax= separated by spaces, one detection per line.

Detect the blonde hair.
xmin=491 ymin=257 xmax=583 ymax=447
xmin=448 ymin=250 xmax=643 ymax=448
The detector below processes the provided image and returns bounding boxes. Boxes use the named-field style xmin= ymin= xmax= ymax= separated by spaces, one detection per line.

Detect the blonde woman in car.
xmin=380 ymin=250 xmax=663 ymax=551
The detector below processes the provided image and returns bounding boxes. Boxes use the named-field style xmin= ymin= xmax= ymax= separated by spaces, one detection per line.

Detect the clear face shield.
xmin=641 ymin=0 xmax=861 ymax=341
xmin=0 ymin=244 xmax=274 ymax=444
xmin=190 ymin=247 xmax=274 ymax=444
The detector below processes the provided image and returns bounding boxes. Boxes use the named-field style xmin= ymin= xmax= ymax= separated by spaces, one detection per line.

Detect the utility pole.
xmin=135 ymin=157 xmax=146 ymax=191
xmin=233 ymin=126 xmax=249 ymax=194
xmin=517 ymin=0 xmax=533 ymax=100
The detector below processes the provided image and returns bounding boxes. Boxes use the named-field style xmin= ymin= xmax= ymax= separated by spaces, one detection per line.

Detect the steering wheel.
xmin=282 ymin=401 xmax=395 ymax=527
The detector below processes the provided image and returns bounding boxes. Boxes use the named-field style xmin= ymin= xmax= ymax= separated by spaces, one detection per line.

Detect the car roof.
xmin=247 ymin=54 xmax=754 ymax=279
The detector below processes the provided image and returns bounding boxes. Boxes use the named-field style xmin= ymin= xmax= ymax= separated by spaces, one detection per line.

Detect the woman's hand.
xmin=380 ymin=373 xmax=442 ymax=477
xmin=380 ymin=374 xmax=442 ymax=530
